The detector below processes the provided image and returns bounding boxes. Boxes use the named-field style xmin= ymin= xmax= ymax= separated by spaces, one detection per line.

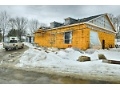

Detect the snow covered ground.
xmin=15 ymin=42 xmax=120 ymax=83
xmin=0 ymin=42 xmax=3 ymax=49
xmin=1 ymin=41 xmax=120 ymax=82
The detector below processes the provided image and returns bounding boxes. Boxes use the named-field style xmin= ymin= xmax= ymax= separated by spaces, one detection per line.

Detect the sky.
xmin=0 ymin=5 xmax=120 ymax=26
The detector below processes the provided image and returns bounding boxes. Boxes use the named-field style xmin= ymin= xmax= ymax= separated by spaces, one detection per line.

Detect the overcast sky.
xmin=0 ymin=5 xmax=120 ymax=26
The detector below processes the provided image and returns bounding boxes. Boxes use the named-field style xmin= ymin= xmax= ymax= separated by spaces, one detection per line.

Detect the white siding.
xmin=89 ymin=16 xmax=114 ymax=32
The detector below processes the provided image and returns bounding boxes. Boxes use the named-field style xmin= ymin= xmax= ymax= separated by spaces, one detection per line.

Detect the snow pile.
xmin=66 ymin=50 xmax=82 ymax=61
xmin=17 ymin=48 xmax=80 ymax=67
xmin=17 ymin=47 xmax=118 ymax=68
xmin=0 ymin=42 xmax=3 ymax=49
xmin=116 ymin=42 xmax=120 ymax=45
xmin=16 ymin=43 xmax=120 ymax=82
xmin=18 ymin=48 xmax=47 ymax=67
xmin=23 ymin=42 xmax=36 ymax=48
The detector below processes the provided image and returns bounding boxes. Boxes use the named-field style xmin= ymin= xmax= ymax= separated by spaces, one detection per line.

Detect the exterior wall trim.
xmin=39 ymin=23 xmax=85 ymax=31
xmin=85 ymin=22 xmax=116 ymax=34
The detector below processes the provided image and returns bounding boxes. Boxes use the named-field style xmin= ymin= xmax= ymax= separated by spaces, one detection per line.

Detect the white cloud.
xmin=0 ymin=5 xmax=120 ymax=26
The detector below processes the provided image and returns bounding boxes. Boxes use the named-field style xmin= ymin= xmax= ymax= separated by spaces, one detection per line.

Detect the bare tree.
xmin=29 ymin=19 xmax=40 ymax=34
xmin=113 ymin=15 xmax=120 ymax=39
xmin=40 ymin=23 xmax=47 ymax=28
xmin=0 ymin=11 xmax=10 ymax=42
xmin=115 ymin=15 xmax=120 ymax=32
xmin=14 ymin=17 xmax=28 ymax=40
xmin=109 ymin=14 xmax=120 ymax=32
xmin=109 ymin=14 xmax=120 ymax=39
xmin=9 ymin=18 xmax=16 ymax=30
xmin=28 ymin=19 xmax=48 ymax=34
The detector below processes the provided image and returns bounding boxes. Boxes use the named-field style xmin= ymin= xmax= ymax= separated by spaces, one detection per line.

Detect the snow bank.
xmin=23 ymin=42 xmax=36 ymax=48
xmin=17 ymin=47 xmax=120 ymax=68
xmin=56 ymin=48 xmax=82 ymax=61
xmin=16 ymin=48 xmax=81 ymax=67
xmin=116 ymin=42 xmax=120 ymax=45
xmin=16 ymin=44 xmax=120 ymax=82
xmin=18 ymin=48 xmax=47 ymax=67
xmin=96 ymin=49 xmax=120 ymax=61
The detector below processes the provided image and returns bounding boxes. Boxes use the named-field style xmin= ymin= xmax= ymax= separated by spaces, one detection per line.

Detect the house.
xmin=26 ymin=34 xmax=34 ymax=43
xmin=34 ymin=13 xmax=116 ymax=50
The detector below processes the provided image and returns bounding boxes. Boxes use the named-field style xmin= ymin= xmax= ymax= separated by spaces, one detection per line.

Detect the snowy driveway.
xmin=0 ymin=45 xmax=29 ymax=64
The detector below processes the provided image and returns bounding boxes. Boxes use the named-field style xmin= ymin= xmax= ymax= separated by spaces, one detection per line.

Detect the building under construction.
xmin=34 ymin=13 xmax=116 ymax=50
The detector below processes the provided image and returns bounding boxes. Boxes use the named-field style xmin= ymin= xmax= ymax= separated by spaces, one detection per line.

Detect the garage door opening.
xmin=90 ymin=31 xmax=101 ymax=49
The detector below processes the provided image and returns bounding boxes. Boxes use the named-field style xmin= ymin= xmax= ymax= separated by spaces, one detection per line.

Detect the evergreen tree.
xmin=7 ymin=29 xmax=18 ymax=37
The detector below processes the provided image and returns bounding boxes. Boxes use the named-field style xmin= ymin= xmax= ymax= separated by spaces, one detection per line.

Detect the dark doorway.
xmin=102 ymin=40 xmax=105 ymax=49
xmin=29 ymin=37 xmax=31 ymax=43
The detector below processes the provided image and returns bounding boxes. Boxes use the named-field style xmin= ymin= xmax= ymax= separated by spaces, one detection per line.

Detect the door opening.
xmin=102 ymin=40 xmax=105 ymax=49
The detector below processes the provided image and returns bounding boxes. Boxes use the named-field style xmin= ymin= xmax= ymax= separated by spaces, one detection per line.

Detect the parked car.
xmin=3 ymin=37 xmax=24 ymax=51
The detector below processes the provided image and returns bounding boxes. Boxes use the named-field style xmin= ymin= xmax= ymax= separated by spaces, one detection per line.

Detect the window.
xmin=10 ymin=40 xmax=17 ymax=43
xmin=64 ymin=31 xmax=72 ymax=44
